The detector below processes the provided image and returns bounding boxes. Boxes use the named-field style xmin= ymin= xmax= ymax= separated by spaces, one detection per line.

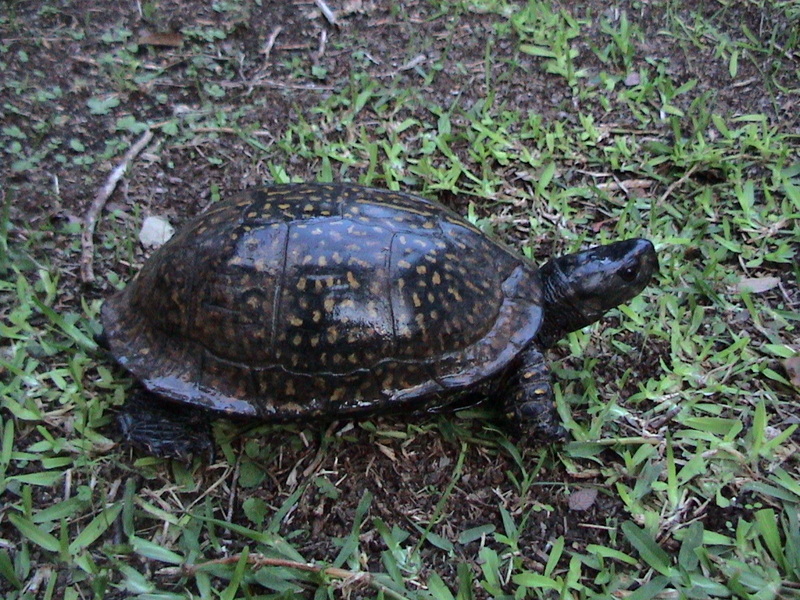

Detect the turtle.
xmin=100 ymin=182 xmax=658 ymax=457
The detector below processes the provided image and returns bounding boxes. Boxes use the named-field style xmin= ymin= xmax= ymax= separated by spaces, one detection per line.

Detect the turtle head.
xmin=536 ymin=238 xmax=658 ymax=348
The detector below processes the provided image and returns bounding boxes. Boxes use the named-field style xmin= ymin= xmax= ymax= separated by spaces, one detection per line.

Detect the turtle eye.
xmin=618 ymin=264 xmax=639 ymax=282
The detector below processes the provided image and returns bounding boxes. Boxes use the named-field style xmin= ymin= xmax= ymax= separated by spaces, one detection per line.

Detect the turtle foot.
xmin=117 ymin=391 xmax=215 ymax=459
xmin=504 ymin=346 xmax=567 ymax=443
xmin=512 ymin=395 xmax=567 ymax=442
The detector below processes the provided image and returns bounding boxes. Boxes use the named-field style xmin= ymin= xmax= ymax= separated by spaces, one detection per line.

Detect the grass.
xmin=1 ymin=0 xmax=799 ymax=598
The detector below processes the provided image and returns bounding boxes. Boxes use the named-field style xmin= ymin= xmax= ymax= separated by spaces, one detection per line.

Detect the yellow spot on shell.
xmin=347 ymin=271 xmax=360 ymax=289
xmin=412 ymin=293 xmax=422 ymax=308
xmin=416 ymin=265 xmax=427 ymax=275
xmin=289 ymin=316 xmax=303 ymax=327
xmin=432 ymin=271 xmax=441 ymax=285
xmin=324 ymin=298 xmax=335 ymax=312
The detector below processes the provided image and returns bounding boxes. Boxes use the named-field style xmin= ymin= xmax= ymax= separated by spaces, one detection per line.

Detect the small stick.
xmin=315 ymin=29 xmax=328 ymax=60
xmin=314 ymin=0 xmax=337 ymax=26
xmin=219 ymin=78 xmax=333 ymax=91
xmin=659 ymin=162 xmax=699 ymax=204
xmin=261 ymin=26 xmax=283 ymax=61
xmin=181 ymin=554 xmax=409 ymax=600
xmin=80 ymin=130 xmax=154 ymax=283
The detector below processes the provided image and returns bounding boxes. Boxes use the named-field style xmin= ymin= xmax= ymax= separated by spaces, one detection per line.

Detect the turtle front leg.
xmin=118 ymin=391 xmax=215 ymax=459
xmin=504 ymin=346 xmax=566 ymax=441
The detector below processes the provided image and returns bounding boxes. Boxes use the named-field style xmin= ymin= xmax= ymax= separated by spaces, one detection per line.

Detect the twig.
xmin=315 ymin=0 xmax=337 ymax=26
xmin=261 ymin=26 xmax=283 ymax=61
xmin=376 ymin=54 xmax=427 ymax=78
xmin=590 ymin=436 xmax=663 ymax=446
xmin=658 ymin=162 xmax=699 ymax=205
xmin=315 ymin=29 xmax=328 ymax=60
xmin=185 ymin=126 xmax=273 ymax=138
xmin=219 ymin=78 xmax=333 ymax=91
xmin=192 ymin=126 xmax=237 ymax=134
xmin=80 ymin=130 xmax=154 ymax=283
xmin=596 ymin=178 xmax=653 ymax=192
xmin=181 ymin=554 xmax=409 ymax=600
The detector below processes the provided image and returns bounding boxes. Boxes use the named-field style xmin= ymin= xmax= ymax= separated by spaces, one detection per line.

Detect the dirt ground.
xmin=1 ymin=0 xmax=798 ymax=596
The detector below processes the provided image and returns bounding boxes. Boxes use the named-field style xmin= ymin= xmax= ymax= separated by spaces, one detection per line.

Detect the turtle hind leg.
xmin=117 ymin=390 xmax=215 ymax=459
xmin=504 ymin=346 xmax=567 ymax=442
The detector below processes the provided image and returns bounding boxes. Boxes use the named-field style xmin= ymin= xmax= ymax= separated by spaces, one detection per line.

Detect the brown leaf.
xmin=784 ymin=356 xmax=800 ymax=388
xmin=736 ymin=276 xmax=780 ymax=294
xmin=568 ymin=488 xmax=598 ymax=511
xmin=138 ymin=32 xmax=184 ymax=47
xmin=376 ymin=443 xmax=396 ymax=462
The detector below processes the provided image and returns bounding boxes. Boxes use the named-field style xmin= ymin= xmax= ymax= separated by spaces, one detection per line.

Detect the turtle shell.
xmin=101 ymin=183 xmax=544 ymax=419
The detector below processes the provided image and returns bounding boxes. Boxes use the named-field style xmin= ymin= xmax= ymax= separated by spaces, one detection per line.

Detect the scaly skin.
xmin=506 ymin=238 xmax=658 ymax=440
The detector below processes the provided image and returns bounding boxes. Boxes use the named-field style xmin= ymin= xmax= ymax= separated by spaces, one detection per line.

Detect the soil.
xmin=1 ymin=0 xmax=797 ymax=597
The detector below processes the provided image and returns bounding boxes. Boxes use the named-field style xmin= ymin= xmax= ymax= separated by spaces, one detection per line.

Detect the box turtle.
xmin=101 ymin=182 xmax=658 ymax=456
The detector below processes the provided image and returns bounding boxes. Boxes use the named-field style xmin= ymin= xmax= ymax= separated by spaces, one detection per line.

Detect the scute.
xmin=101 ymin=183 xmax=544 ymax=418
